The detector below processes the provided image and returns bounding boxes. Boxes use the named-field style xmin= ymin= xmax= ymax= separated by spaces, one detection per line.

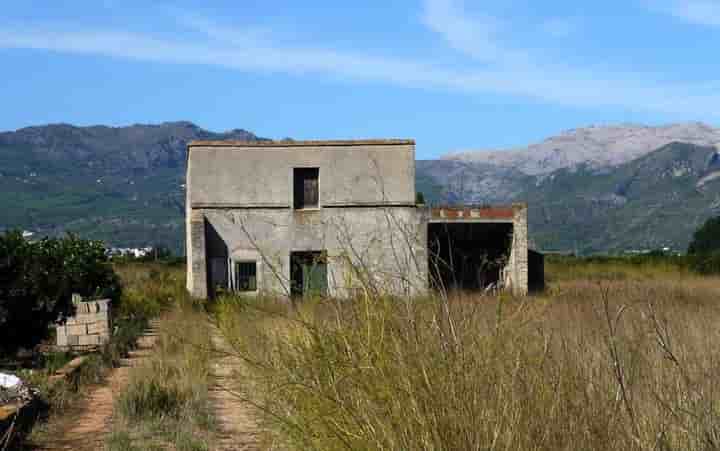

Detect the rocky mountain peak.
xmin=443 ymin=122 xmax=720 ymax=175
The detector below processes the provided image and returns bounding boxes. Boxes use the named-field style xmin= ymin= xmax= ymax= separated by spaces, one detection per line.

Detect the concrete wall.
xmin=56 ymin=298 xmax=112 ymax=349
xmin=187 ymin=140 xmax=420 ymax=298
xmin=188 ymin=207 xmax=427 ymax=298
xmin=187 ymin=141 xmax=415 ymax=208
xmin=508 ymin=204 xmax=529 ymax=295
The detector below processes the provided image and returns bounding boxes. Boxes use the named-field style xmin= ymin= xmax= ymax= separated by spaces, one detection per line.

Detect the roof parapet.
xmin=188 ymin=139 xmax=415 ymax=148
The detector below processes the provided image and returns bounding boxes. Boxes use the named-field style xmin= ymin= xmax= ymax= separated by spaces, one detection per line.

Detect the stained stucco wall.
xmin=188 ymin=207 xmax=427 ymax=298
xmin=187 ymin=142 xmax=415 ymax=208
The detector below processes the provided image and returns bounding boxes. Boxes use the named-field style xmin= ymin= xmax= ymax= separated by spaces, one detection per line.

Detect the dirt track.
xmin=32 ymin=320 xmax=262 ymax=450
xmin=33 ymin=323 xmax=159 ymax=451
xmin=209 ymin=327 xmax=261 ymax=451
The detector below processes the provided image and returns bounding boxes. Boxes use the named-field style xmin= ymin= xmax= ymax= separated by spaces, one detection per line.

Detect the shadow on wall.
xmin=205 ymin=220 xmax=229 ymax=299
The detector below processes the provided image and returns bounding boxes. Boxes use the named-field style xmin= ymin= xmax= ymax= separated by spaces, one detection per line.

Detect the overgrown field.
xmin=106 ymin=262 xmax=217 ymax=451
xmin=215 ymin=259 xmax=720 ymax=450
xmin=109 ymin=301 xmax=214 ymax=451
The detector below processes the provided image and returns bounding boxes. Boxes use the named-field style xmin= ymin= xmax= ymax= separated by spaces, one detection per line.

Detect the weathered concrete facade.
xmin=186 ymin=139 xmax=530 ymax=298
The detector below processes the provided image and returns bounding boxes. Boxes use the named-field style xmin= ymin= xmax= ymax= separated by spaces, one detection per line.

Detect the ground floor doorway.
xmin=290 ymin=251 xmax=328 ymax=297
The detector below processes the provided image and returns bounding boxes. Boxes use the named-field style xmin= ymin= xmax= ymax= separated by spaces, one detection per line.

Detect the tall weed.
xmin=217 ymin=278 xmax=720 ymax=450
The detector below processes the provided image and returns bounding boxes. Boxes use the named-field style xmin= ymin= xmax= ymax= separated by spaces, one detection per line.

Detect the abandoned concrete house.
xmin=186 ymin=139 xmax=534 ymax=299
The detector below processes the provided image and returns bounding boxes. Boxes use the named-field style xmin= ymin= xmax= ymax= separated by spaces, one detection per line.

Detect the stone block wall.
xmin=56 ymin=298 xmax=112 ymax=349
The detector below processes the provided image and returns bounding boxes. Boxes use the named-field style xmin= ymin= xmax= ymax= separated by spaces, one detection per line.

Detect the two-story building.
xmin=186 ymin=139 xmax=531 ymax=299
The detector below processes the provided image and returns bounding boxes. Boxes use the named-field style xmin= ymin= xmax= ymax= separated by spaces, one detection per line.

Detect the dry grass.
xmin=114 ymin=262 xmax=187 ymax=318
xmin=215 ymin=264 xmax=720 ymax=450
xmin=110 ymin=300 xmax=215 ymax=451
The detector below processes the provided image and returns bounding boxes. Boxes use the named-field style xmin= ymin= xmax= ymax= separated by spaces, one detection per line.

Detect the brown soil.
xmin=31 ymin=323 xmax=159 ymax=451
xmin=29 ymin=320 xmax=262 ymax=450
xmin=209 ymin=327 xmax=261 ymax=451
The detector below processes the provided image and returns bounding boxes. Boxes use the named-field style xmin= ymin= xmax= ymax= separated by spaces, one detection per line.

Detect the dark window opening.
xmin=428 ymin=222 xmax=512 ymax=292
xmin=294 ymin=168 xmax=319 ymax=209
xmin=290 ymin=251 xmax=327 ymax=297
xmin=234 ymin=261 xmax=257 ymax=292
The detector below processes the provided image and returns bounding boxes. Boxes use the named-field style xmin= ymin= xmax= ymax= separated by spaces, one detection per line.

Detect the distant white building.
xmin=22 ymin=230 xmax=34 ymax=239
xmin=107 ymin=246 xmax=153 ymax=258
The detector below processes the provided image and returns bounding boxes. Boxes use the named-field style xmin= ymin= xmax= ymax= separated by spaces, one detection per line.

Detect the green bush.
xmin=0 ymin=230 xmax=121 ymax=355
xmin=687 ymin=252 xmax=720 ymax=275
xmin=688 ymin=216 xmax=720 ymax=254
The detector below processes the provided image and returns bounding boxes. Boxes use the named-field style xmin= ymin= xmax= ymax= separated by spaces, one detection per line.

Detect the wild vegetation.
xmin=0 ymin=231 xmax=121 ymax=355
xmin=212 ymin=259 xmax=720 ymax=450
xmin=6 ymin=225 xmax=720 ymax=450
xmin=4 ymin=262 xmax=179 ymax=448
xmin=109 ymin=303 xmax=214 ymax=451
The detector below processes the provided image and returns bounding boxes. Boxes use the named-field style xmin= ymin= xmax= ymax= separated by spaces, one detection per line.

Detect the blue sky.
xmin=1 ymin=0 xmax=719 ymax=159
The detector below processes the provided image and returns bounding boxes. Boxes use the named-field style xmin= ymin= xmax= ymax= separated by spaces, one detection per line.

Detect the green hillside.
xmin=0 ymin=122 xmax=263 ymax=251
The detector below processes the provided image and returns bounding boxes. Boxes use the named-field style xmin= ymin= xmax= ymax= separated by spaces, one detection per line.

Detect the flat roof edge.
xmin=429 ymin=204 xmax=525 ymax=221
xmin=188 ymin=139 xmax=415 ymax=148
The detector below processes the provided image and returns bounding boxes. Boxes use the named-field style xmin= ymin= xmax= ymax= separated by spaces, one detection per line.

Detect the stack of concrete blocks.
xmin=56 ymin=295 xmax=112 ymax=350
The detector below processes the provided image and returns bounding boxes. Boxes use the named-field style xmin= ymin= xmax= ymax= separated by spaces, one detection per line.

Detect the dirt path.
xmin=34 ymin=321 xmax=160 ymax=451
xmin=209 ymin=326 xmax=261 ymax=451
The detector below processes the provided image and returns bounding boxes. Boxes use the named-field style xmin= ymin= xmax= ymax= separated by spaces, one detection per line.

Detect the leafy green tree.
xmin=0 ymin=231 xmax=121 ymax=356
xmin=688 ymin=216 xmax=720 ymax=254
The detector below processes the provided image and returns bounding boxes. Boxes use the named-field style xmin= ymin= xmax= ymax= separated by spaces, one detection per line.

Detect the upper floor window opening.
xmin=294 ymin=167 xmax=319 ymax=209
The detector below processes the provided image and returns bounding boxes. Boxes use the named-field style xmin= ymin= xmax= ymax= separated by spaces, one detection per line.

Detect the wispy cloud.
xmin=0 ymin=3 xmax=718 ymax=119
xmin=650 ymin=0 xmax=720 ymax=26
xmin=418 ymin=0 xmax=720 ymax=114
xmin=420 ymin=0 xmax=530 ymax=65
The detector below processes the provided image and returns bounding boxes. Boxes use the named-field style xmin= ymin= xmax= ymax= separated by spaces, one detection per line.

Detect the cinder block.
xmin=67 ymin=335 xmax=79 ymax=346
xmin=78 ymin=335 xmax=101 ymax=346
xmin=76 ymin=312 xmax=107 ymax=323
xmin=64 ymin=317 xmax=80 ymax=325
xmin=56 ymin=333 xmax=68 ymax=347
xmin=87 ymin=322 xmax=110 ymax=335
xmin=67 ymin=324 xmax=87 ymax=336
xmin=80 ymin=303 xmax=96 ymax=314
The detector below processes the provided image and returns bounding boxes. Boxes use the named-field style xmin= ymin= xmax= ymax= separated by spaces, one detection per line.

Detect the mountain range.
xmin=418 ymin=122 xmax=720 ymax=253
xmin=2 ymin=121 xmax=719 ymax=254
